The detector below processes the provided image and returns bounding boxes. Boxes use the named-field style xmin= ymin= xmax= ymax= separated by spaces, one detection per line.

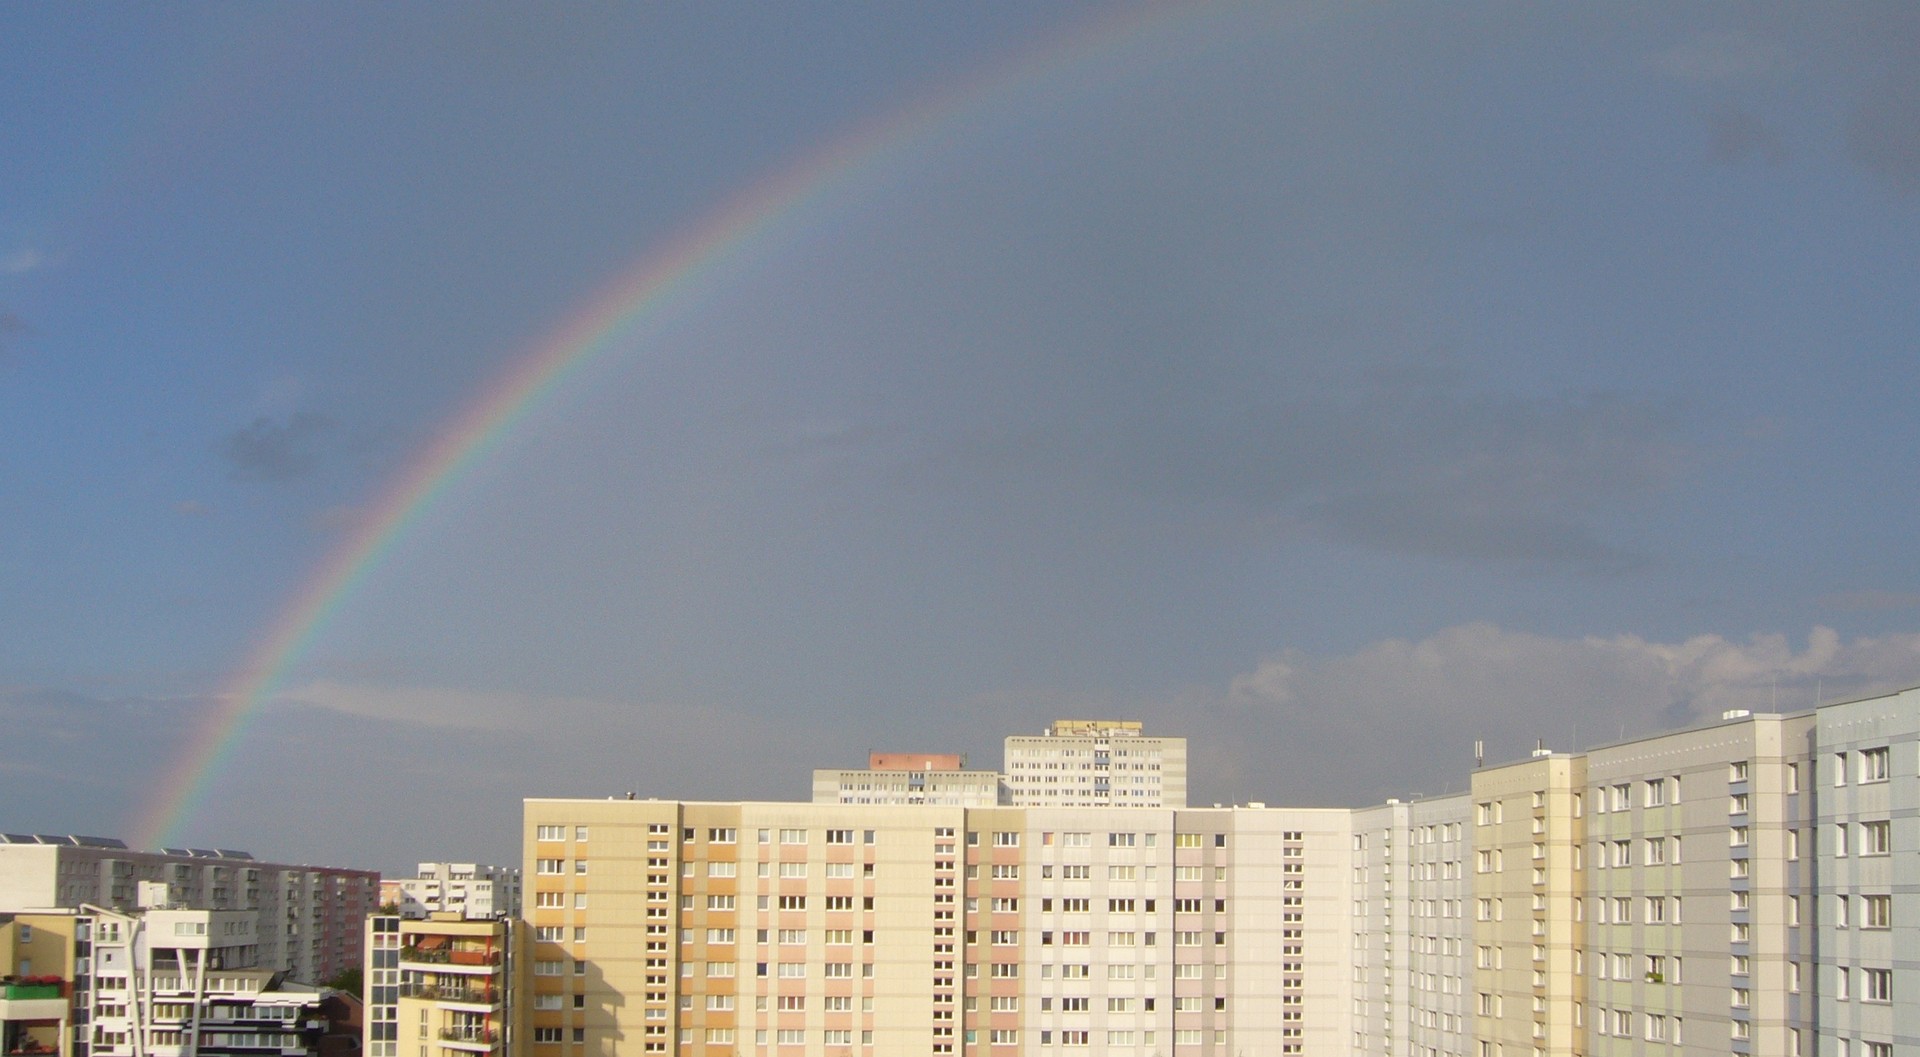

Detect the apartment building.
xmin=1003 ymin=722 xmax=1186 ymax=809
xmin=87 ymin=904 xmax=337 ymax=1057
xmin=0 ymin=839 xmax=377 ymax=985
xmin=1352 ymin=799 xmax=1413 ymax=1057
xmin=811 ymin=755 xmax=1006 ymax=807
xmin=519 ymin=797 xmax=1354 ymax=1057
xmin=504 ymin=691 xmax=1920 ymax=1057
xmin=1469 ymin=751 xmax=1586 ymax=1057
xmin=1581 ymin=710 xmax=1816 ymax=1057
xmin=362 ymin=912 xmax=519 ymax=1057
xmin=1406 ymin=794 xmax=1472 ymax=1057
xmin=2 ymin=910 xmax=83 ymax=1057
xmin=384 ymin=864 xmax=523 ymax=921
xmin=1813 ymin=692 xmax=1917 ymax=1057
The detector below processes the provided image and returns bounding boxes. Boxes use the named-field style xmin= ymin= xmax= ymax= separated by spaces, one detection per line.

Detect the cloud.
xmin=9 ymin=624 xmax=1920 ymax=870
xmin=1651 ymin=30 xmax=1784 ymax=82
xmin=0 ymin=248 xmax=45 ymax=276
xmin=1847 ymin=64 xmax=1920 ymax=194
xmin=219 ymin=412 xmax=333 ymax=482
xmin=1706 ymin=106 xmax=1788 ymax=165
xmin=1186 ymin=624 xmax=1920 ymax=807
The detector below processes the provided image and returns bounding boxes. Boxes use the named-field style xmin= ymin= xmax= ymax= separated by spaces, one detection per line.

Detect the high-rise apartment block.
xmin=1003 ymin=721 xmax=1187 ymax=809
xmin=812 ymin=755 xmax=1005 ymax=808
xmin=0 ymin=839 xmax=377 ymax=986
xmin=362 ymin=911 xmax=520 ymax=1057
xmin=383 ymin=864 xmax=523 ymax=921
xmin=513 ymin=684 xmax=1920 ymax=1057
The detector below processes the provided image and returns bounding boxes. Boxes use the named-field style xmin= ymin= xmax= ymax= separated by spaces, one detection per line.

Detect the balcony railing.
xmin=401 ymin=985 xmax=497 ymax=1006
xmin=437 ymin=1028 xmax=496 ymax=1045
xmin=401 ymin=950 xmax=500 ymax=967
xmin=1 ymin=983 xmax=62 ymax=1000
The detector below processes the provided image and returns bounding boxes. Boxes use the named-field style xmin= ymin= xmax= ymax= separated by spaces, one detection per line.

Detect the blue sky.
xmin=3 ymin=4 xmax=1918 ymax=872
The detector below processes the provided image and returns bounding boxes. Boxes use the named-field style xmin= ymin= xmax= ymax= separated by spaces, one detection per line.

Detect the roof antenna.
xmin=1474 ymin=740 xmax=1484 ymax=769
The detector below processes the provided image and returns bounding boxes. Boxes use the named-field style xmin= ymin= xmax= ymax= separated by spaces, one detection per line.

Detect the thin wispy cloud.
xmin=1707 ymin=106 xmax=1789 ymax=165
xmin=0 ymin=248 xmax=46 ymax=276
xmin=219 ymin=412 xmax=334 ymax=482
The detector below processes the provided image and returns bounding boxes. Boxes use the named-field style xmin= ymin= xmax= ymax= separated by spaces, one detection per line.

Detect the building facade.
xmin=505 ymin=687 xmax=1920 ymax=1057
xmin=384 ymin=865 xmax=523 ymax=922
xmin=362 ymin=912 xmax=519 ymax=1057
xmin=811 ymin=755 xmax=1006 ymax=808
xmin=1002 ymin=722 xmax=1187 ymax=809
xmin=0 ymin=840 xmax=377 ymax=985
xmin=519 ymin=798 xmax=1354 ymax=1057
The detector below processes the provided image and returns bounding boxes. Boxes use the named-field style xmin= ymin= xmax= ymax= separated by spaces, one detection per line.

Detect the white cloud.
xmin=0 ymin=248 xmax=44 ymax=276
xmin=1185 ymin=624 xmax=1920 ymax=806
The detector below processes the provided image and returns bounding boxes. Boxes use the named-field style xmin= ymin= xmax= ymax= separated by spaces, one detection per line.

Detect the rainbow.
xmin=130 ymin=4 xmax=1203 ymax=851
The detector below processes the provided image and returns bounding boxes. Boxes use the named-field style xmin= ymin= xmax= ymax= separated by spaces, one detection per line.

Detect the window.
xmin=1109 ymin=832 xmax=1136 ymax=847
xmin=709 ymin=827 xmax=736 ymax=843
xmin=994 ymin=832 xmax=1019 ymax=847
xmin=536 ymin=825 xmax=564 ymax=841
xmin=1864 ymin=968 xmax=1891 ymax=1003
xmin=1864 ymin=894 xmax=1892 ymax=929
xmin=1861 ymin=747 xmax=1889 ymax=783
xmin=1836 ymin=823 xmax=1850 ymax=857
xmin=825 ymin=829 xmax=854 ymax=845
xmin=536 ymin=859 xmax=564 ymax=875
xmin=1645 ymin=779 xmax=1667 ymax=806
xmin=1729 ymin=760 xmax=1749 ymax=781
xmin=1862 ymin=820 xmax=1890 ymax=855
xmin=1835 ymin=752 xmax=1849 ymax=786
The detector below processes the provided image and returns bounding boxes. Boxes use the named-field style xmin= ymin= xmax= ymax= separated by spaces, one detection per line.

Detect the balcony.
xmin=437 ymin=1028 xmax=498 ymax=1052
xmin=400 ymin=950 xmax=500 ymax=975
xmin=0 ymin=980 xmax=67 ymax=1022
xmin=401 ymin=985 xmax=499 ymax=1008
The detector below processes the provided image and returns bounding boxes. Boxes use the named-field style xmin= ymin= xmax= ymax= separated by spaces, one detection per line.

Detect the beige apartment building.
xmin=504 ymin=690 xmax=1920 ymax=1057
xmin=1470 ymin=751 xmax=1586 ymax=1057
xmin=519 ymin=798 xmax=1354 ymax=1057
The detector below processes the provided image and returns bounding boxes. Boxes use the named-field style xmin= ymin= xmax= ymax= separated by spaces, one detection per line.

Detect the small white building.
xmin=380 ymin=864 xmax=520 ymax=920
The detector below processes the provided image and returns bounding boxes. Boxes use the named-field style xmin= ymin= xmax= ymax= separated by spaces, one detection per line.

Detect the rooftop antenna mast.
xmin=1474 ymin=739 xmax=1484 ymax=769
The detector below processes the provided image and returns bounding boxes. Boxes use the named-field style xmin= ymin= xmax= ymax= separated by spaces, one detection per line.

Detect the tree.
xmin=322 ymin=966 xmax=363 ymax=998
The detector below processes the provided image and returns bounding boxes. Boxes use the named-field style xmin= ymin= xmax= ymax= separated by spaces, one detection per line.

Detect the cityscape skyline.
xmin=3 ymin=5 xmax=1920 ymax=870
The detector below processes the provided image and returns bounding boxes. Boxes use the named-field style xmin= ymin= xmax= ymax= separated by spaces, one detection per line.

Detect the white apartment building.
xmin=812 ymin=754 xmax=1006 ymax=807
xmin=86 ymin=904 xmax=332 ymax=1057
xmin=507 ymin=692 xmax=1920 ymax=1057
xmin=0 ymin=839 xmax=377 ymax=985
xmin=384 ymin=863 xmax=522 ymax=920
xmin=1002 ymin=721 xmax=1187 ymax=809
